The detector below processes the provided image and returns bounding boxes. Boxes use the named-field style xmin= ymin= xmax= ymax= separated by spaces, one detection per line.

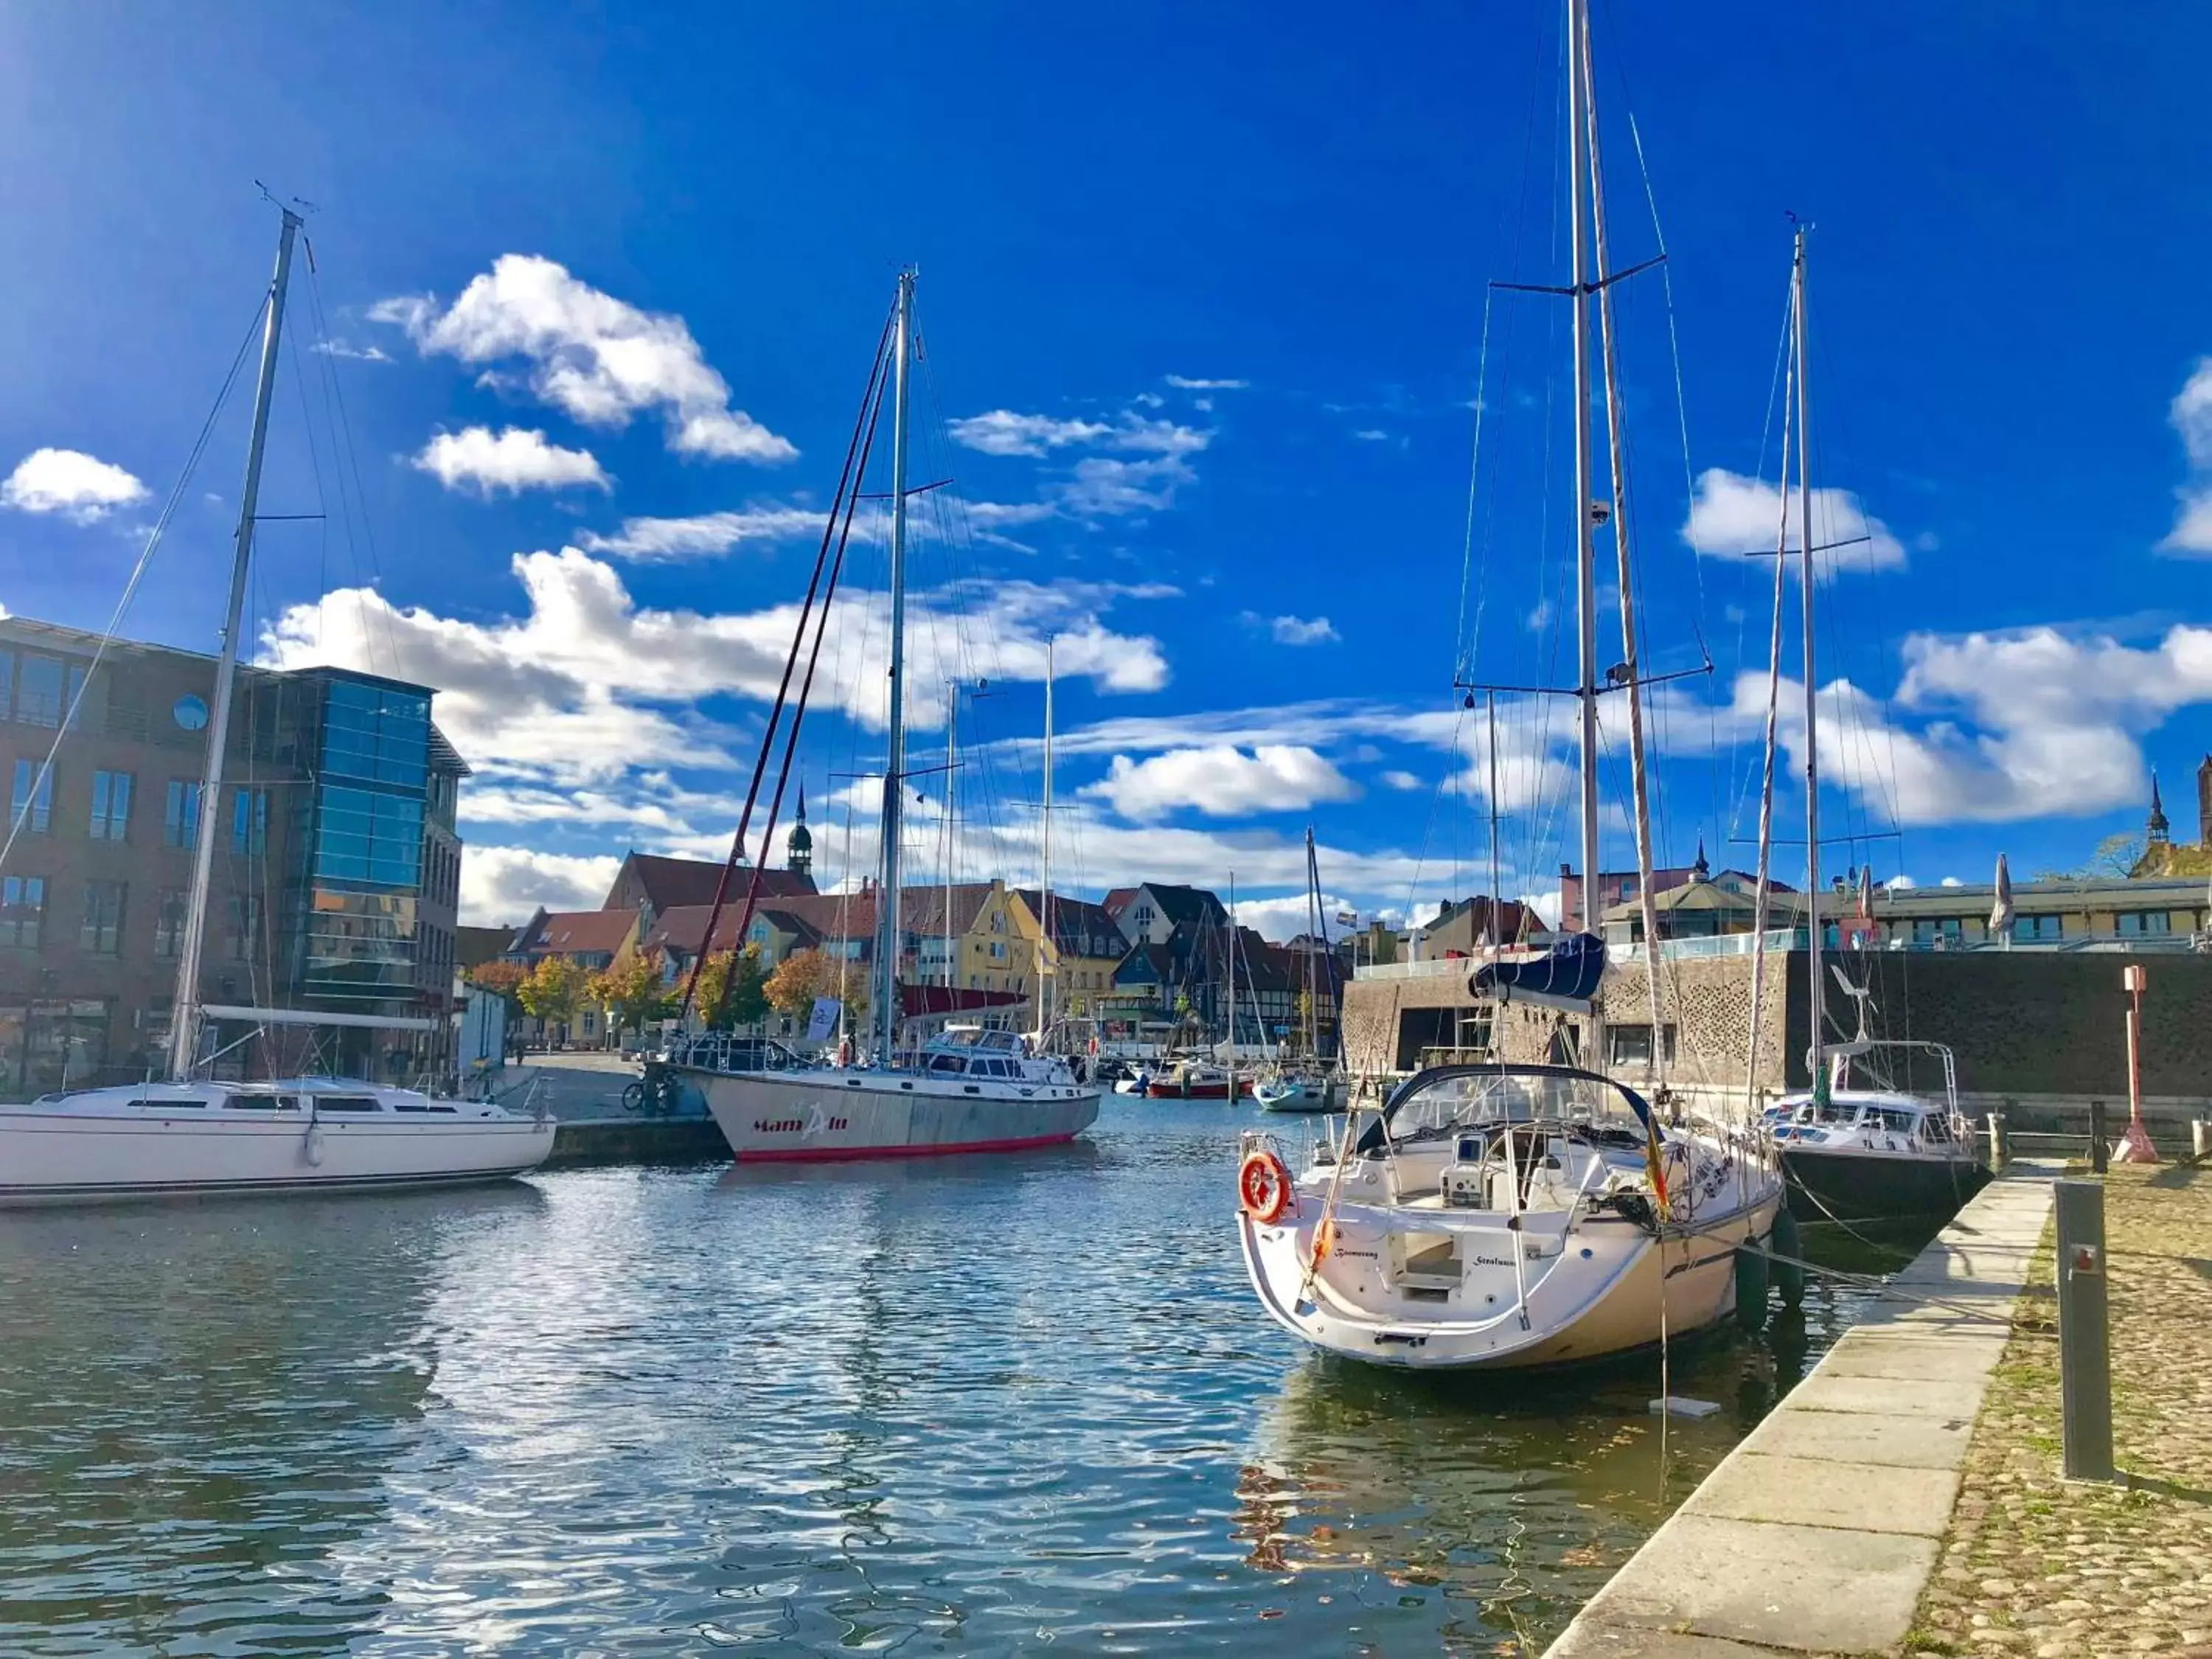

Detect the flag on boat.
xmin=805 ymin=998 xmax=841 ymax=1043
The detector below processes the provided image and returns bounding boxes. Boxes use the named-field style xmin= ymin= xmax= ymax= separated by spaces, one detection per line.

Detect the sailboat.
xmin=1255 ymin=830 xmax=1347 ymax=1113
xmin=680 ymin=271 xmax=1101 ymax=1161
xmin=1752 ymin=230 xmax=1989 ymax=1222
xmin=1234 ymin=0 xmax=1784 ymax=1368
xmin=0 ymin=209 xmax=554 ymax=1204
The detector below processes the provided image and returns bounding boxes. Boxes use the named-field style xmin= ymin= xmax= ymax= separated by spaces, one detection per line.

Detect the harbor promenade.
xmin=1546 ymin=1162 xmax=2062 ymax=1658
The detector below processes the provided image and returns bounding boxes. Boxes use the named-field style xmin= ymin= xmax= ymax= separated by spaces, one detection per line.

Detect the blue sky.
xmin=4 ymin=2 xmax=2211 ymax=933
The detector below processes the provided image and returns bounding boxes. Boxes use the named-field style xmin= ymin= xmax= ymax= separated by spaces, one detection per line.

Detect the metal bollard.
xmin=2089 ymin=1101 xmax=2109 ymax=1175
xmin=1986 ymin=1110 xmax=2008 ymax=1169
xmin=2054 ymin=1179 xmax=2116 ymax=1484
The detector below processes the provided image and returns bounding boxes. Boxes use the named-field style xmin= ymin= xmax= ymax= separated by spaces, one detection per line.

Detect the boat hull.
xmin=1256 ymin=1077 xmax=1344 ymax=1113
xmin=1143 ymin=1079 xmax=1248 ymax=1100
xmin=1240 ymin=1183 xmax=1783 ymax=1371
xmin=0 ymin=1109 xmax=554 ymax=1206
xmin=1781 ymin=1147 xmax=1989 ymax=1222
xmin=686 ymin=1067 xmax=1099 ymax=1161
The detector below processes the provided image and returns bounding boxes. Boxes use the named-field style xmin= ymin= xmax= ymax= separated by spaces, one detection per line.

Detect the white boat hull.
xmin=0 ymin=1107 xmax=554 ymax=1206
xmin=686 ymin=1066 xmax=1099 ymax=1161
xmin=1241 ymin=1188 xmax=1781 ymax=1370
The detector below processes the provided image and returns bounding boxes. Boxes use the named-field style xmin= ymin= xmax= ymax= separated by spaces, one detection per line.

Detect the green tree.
xmin=588 ymin=950 xmax=672 ymax=1042
xmin=767 ymin=947 xmax=867 ymax=1021
xmin=516 ymin=955 xmax=589 ymax=1034
xmin=689 ymin=945 xmax=773 ymax=1030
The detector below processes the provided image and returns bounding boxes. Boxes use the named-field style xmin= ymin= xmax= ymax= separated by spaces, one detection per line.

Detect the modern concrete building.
xmin=0 ymin=616 xmax=468 ymax=1096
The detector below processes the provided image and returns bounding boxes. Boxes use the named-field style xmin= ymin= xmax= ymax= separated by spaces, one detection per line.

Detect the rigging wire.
xmin=0 ymin=294 xmax=271 ymax=876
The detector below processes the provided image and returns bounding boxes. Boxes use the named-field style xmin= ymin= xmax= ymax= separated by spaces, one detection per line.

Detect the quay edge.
xmin=1543 ymin=1159 xmax=2060 ymax=1658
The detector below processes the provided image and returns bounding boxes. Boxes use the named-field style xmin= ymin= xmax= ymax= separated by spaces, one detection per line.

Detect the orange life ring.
xmin=1238 ymin=1149 xmax=1295 ymax=1225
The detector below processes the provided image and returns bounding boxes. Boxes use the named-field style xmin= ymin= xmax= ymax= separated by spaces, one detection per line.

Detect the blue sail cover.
xmin=1469 ymin=931 xmax=1607 ymax=1013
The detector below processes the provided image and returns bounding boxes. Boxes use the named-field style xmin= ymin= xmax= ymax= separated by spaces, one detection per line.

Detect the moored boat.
xmin=1238 ymin=1063 xmax=1781 ymax=1370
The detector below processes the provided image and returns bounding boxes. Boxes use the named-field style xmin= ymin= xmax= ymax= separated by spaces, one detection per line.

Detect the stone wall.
xmin=1341 ymin=947 xmax=2212 ymax=1111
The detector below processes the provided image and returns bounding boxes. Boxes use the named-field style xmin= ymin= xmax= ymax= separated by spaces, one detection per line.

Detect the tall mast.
xmin=1486 ymin=692 xmax=1503 ymax=950
xmin=1304 ymin=827 xmax=1320 ymax=1058
xmin=1580 ymin=10 xmax=1667 ymax=1081
xmin=1794 ymin=228 xmax=1826 ymax=1096
xmin=874 ymin=268 xmax=914 ymax=1063
xmin=1567 ymin=0 xmax=1601 ymax=938
xmin=1038 ymin=636 xmax=1055 ymax=1034
xmin=169 ymin=208 xmax=299 ymax=1081
xmin=943 ymin=686 xmax=957 ymax=989
xmin=1225 ymin=872 xmax=1237 ymax=1096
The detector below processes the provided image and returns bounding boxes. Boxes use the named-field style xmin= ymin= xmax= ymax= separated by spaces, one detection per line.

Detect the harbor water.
xmin=0 ymin=1096 xmax=1916 ymax=1656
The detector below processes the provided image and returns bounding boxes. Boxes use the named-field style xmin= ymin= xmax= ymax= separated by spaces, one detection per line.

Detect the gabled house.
xmin=1105 ymin=882 xmax=1229 ymax=948
xmin=599 ymin=851 xmax=817 ymax=933
xmin=1011 ymin=890 xmax=1127 ymax=1015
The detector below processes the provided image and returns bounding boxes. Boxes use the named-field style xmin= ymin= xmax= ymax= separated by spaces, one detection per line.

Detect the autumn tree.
xmin=515 ymin=955 xmax=589 ymax=1036
xmin=588 ymin=950 xmax=671 ymax=1042
xmin=468 ymin=959 xmax=528 ymax=1008
xmin=766 ymin=947 xmax=867 ymax=1022
xmin=688 ymin=945 xmax=772 ymax=1031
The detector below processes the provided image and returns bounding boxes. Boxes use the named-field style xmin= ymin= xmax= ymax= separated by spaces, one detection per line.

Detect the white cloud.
xmin=1352 ymin=428 xmax=1389 ymax=442
xmin=2159 ymin=358 xmax=2212 ymax=554
xmin=375 ymin=254 xmax=796 ymax=462
xmin=311 ymin=338 xmax=392 ymax=363
xmin=1526 ymin=598 xmax=1555 ymax=633
xmin=413 ymin=427 xmax=609 ymax=496
xmin=1 ymin=448 xmax=150 ymax=524
xmin=1380 ymin=769 xmax=1422 ymax=790
xmin=947 ymin=408 xmax=1208 ymax=460
xmin=1056 ymin=453 xmax=1197 ymax=518
xmin=1164 ymin=375 xmax=1248 ymax=391
xmin=1268 ymin=614 xmax=1338 ymax=647
xmin=258 ymin=550 xmax=1169 ymax=785
xmin=1939 ymin=876 xmax=1963 ymax=888
xmin=1682 ymin=467 xmax=1905 ymax=576
xmin=1885 ymin=875 xmax=1917 ymax=889
xmin=460 ymin=846 xmax=623 ymax=925
xmin=577 ymin=506 xmax=827 ymax=560
xmin=1081 ymin=744 xmax=1359 ymax=821
xmin=946 ymin=411 xmax=1112 ymax=456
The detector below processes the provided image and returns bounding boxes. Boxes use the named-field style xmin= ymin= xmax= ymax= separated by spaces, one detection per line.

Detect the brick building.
xmin=0 ymin=617 xmax=467 ymax=1096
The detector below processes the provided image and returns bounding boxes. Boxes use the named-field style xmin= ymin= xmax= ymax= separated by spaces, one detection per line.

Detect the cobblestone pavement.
xmin=1913 ymin=1163 xmax=2212 ymax=1658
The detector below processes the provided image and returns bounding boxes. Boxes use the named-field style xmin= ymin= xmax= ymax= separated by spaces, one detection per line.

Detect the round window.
xmin=173 ymin=693 xmax=209 ymax=731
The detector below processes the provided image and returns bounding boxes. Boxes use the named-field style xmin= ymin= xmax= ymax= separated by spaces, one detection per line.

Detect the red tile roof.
xmin=605 ymin=852 xmax=817 ymax=913
xmin=512 ymin=908 xmax=640 ymax=958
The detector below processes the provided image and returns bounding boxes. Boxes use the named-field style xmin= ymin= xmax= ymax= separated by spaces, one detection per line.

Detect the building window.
xmin=80 ymin=880 xmax=125 ymax=956
xmin=0 ymin=648 xmax=11 ymax=720
xmin=2116 ymin=911 xmax=2173 ymax=938
xmin=154 ymin=888 xmax=188 ymax=959
xmin=1606 ymin=1023 xmax=1677 ymax=1068
xmin=1910 ymin=917 xmax=1964 ymax=945
xmin=15 ymin=655 xmax=65 ymax=727
xmin=311 ymin=785 xmax=423 ymax=887
xmin=226 ymin=893 xmax=262 ymax=961
xmin=0 ymin=876 xmax=44 ymax=947
xmin=89 ymin=770 xmax=133 ymax=842
xmin=2020 ymin=914 xmax=2065 ymax=942
xmin=10 ymin=759 xmax=52 ymax=834
xmin=232 ymin=787 xmax=269 ymax=856
xmin=164 ymin=781 xmax=201 ymax=849
xmin=320 ymin=679 xmax=431 ymax=789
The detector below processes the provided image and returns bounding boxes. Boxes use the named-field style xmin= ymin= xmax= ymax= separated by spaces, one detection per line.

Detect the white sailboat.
xmin=1746 ymin=229 xmax=1989 ymax=1223
xmin=1255 ymin=829 xmax=1346 ymax=1114
xmin=0 ymin=209 xmax=554 ymax=1204
xmin=1234 ymin=0 xmax=1784 ymax=1368
xmin=682 ymin=271 xmax=1101 ymax=1161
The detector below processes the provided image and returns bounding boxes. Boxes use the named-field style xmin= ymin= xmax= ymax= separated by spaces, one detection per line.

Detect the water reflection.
xmin=0 ymin=1099 xmax=1936 ymax=1656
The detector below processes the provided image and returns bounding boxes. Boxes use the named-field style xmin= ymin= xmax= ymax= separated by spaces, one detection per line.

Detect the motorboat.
xmin=1237 ymin=1062 xmax=1784 ymax=1370
xmin=0 ymin=1078 xmax=554 ymax=1206
xmin=1144 ymin=1059 xmax=1248 ymax=1100
xmin=1253 ymin=1068 xmax=1347 ymax=1114
xmin=685 ymin=1025 xmax=1097 ymax=1161
xmin=1771 ymin=1056 xmax=1989 ymax=1222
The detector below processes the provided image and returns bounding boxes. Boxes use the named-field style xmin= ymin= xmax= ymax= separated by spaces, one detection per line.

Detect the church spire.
xmin=1691 ymin=835 xmax=1711 ymax=880
xmin=785 ymin=784 xmax=814 ymax=877
xmin=2148 ymin=772 xmax=2171 ymax=845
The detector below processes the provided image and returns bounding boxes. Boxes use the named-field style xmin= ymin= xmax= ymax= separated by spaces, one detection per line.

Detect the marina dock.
xmin=1547 ymin=1161 xmax=2061 ymax=1658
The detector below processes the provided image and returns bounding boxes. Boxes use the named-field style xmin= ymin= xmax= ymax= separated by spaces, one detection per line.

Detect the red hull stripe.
xmin=733 ymin=1131 xmax=1080 ymax=1163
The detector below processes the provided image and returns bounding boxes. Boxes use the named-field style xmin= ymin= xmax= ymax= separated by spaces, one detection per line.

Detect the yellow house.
xmin=1009 ymin=890 xmax=1129 ymax=1018
xmin=906 ymin=879 xmax=1035 ymax=995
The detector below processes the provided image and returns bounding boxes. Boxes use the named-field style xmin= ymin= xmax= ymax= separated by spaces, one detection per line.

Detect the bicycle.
xmin=620 ymin=1064 xmax=681 ymax=1116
